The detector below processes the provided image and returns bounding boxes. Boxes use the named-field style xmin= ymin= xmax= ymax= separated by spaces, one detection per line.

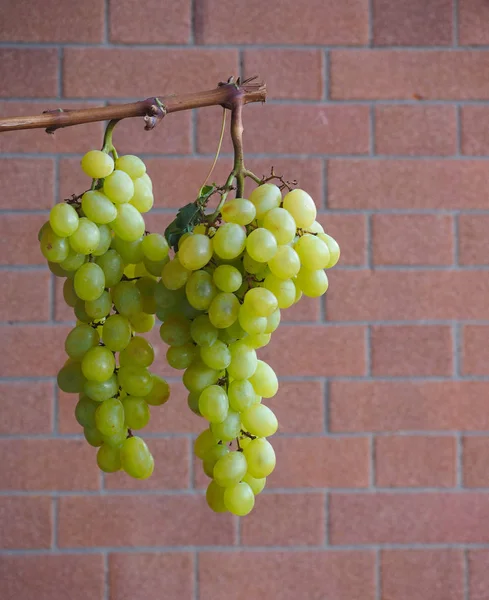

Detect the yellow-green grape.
xmin=75 ymin=395 xmax=98 ymax=427
xmin=49 ymin=203 xmax=79 ymax=237
xmin=136 ymin=277 xmax=157 ymax=314
xmin=213 ymin=451 xmax=247 ymax=487
xmin=238 ymin=303 xmax=267 ymax=335
xmin=211 ymin=410 xmax=241 ymax=442
xmin=213 ymin=265 xmax=242 ymax=293
xmin=85 ymin=290 xmax=111 ymax=320
xmin=96 ymin=444 xmax=122 ymax=473
xmin=118 ymin=365 xmax=153 ymax=396
xmin=95 ymin=249 xmax=124 ymax=287
xmin=179 ymin=234 xmax=213 ymax=271
xmin=120 ymin=436 xmax=154 ymax=479
xmin=242 ymin=252 xmax=268 ymax=276
xmin=166 ymin=343 xmax=197 ymax=370
xmin=141 ymin=233 xmax=169 ymax=262
xmin=262 ymin=207 xmax=296 ymax=245
xmin=202 ymin=444 xmax=229 ymax=477
xmin=243 ymin=438 xmax=276 ymax=478
xmin=84 ymin=426 xmax=104 ymax=447
xmin=246 ymin=228 xmax=278 ymax=263
xmin=264 ymin=308 xmax=281 ymax=334
xmin=69 ymin=217 xmax=100 ymax=255
xmin=292 ymin=278 xmax=302 ymax=303
xmin=228 ymin=340 xmax=257 ymax=380
xmin=242 ymin=472 xmax=266 ymax=495
xmin=282 ymin=188 xmax=317 ymax=228
xmin=154 ymin=279 xmax=181 ymax=310
xmin=187 ymin=392 xmax=201 ymax=415
xmin=112 ymin=281 xmax=143 ymax=316
xmin=159 ymin=314 xmax=191 ymax=346
xmin=228 ymin=379 xmax=255 ymax=412
xmin=190 ymin=314 xmax=219 ymax=347
xmin=95 ymin=397 xmax=124 ymax=436
xmin=178 ymin=232 xmax=192 ymax=249
xmin=92 ymin=224 xmax=112 ymax=257
xmin=245 ymin=332 xmax=271 ymax=349
xmin=84 ymin=374 xmax=118 ymax=403
xmin=130 ymin=177 xmax=154 ymax=213
xmin=221 ymin=198 xmax=256 ymax=225
xmin=102 ymin=314 xmax=132 ymax=351
xmin=194 ymin=429 xmax=217 ymax=459
xmin=208 ymin=292 xmax=240 ymax=328
xmin=141 ymin=256 xmax=166 ymax=278
xmin=102 ymin=427 xmax=127 ymax=448
xmin=199 ymin=385 xmax=229 ymax=423
xmin=64 ymin=324 xmax=99 ymax=360
xmin=81 ymin=150 xmax=114 ymax=179
xmin=244 ymin=287 xmax=278 ymax=318
xmin=60 ymin=249 xmax=86 ymax=273
xmin=212 ymin=223 xmax=246 ymax=260
xmin=318 ymin=233 xmax=340 ymax=268
xmin=63 ymin=278 xmax=78 ymax=307
xmin=103 ymin=169 xmax=135 ymax=204
xmin=296 ymin=268 xmax=329 ymax=297
xmin=73 ymin=299 xmax=92 ymax=324
xmin=81 ymin=346 xmax=115 ymax=383
xmin=145 ymin=374 xmax=170 ymax=406
xmin=268 ymin=245 xmax=301 ymax=279
xmin=110 ymin=204 xmax=145 ymax=242
xmin=40 ymin=224 xmax=70 ymax=263
xmin=220 ymin=319 xmax=247 ymax=343
xmin=129 ymin=312 xmax=155 ymax=333
xmin=139 ymin=172 xmax=152 ymax=191
xmin=249 ymin=360 xmax=279 ymax=398
xmin=224 ymin=482 xmax=255 ymax=516
xmin=48 ymin=261 xmax=71 ymax=278
xmin=81 ymin=190 xmax=117 ymax=225
xmin=161 ymin=257 xmax=190 ymax=290
xmin=122 ymin=396 xmax=150 ymax=429
xmin=249 ymin=183 xmax=282 ymax=219
xmin=308 ymin=221 xmax=324 ymax=234
xmin=73 ymin=262 xmax=105 ymax=302
xmin=241 ymin=404 xmax=278 ymax=437
xmin=294 ymin=233 xmax=330 ymax=270
xmin=263 ymin=274 xmax=295 ymax=309
xmin=183 ymin=360 xmax=220 ymax=394
xmin=119 ymin=336 xmax=154 ymax=368
xmin=200 ymin=339 xmax=231 ymax=370
xmin=185 ymin=270 xmax=217 ymax=310
xmin=115 ymin=154 xmax=146 ymax=179
xmin=206 ymin=480 xmax=227 ymax=513
xmin=111 ymin=235 xmax=144 ymax=264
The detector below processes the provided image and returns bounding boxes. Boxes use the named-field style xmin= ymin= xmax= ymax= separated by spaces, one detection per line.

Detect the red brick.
xmin=198 ymin=551 xmax=376 ymax=600
xmin=243 ymin=50 xmax=324 ymax=100
xmin=0 ymin=325 xmax=70 ymax=377
xmin=0 ymin=214 xmax=49 ymax=265
xmin=282 ymin=296 xmax=321 ymax=322
xmin=463 ymin=437 xmax=489 ymax=487
xmin=328 ymin=159 xmax=489 ymax=209
xmin=462 ymin=325 xmax=489 ymax=375
xmin=0 ymin=381 xmax=53 ymax=435
xmin=375 ymin=436 xmax=457 ymax=488
xmin=461 ymin=106 xmax=489 ymax=155
xmin=64 ymin=49 xmax=239 ymax=98
xmin=268 ymin=437 xmax=370 ymax=488
xmin=259 ymin=325 xmax=366 ymax=377
xmin=109 ymin=553 xmax=193 ymax=600
xmin=330 ymin=381 xmax=489 ymax=432
xmin=331 ymin=51 xmax=489 ymax=100
xmin=0 ymin=158 xmax=54 ymax=210
xmin=381 ymin=550 xmax=464 ymax=600
xmin=371 ymin=325 xmax=453 ymax=377
xmin=267 ymin=381 xmax=324 ymax=434
xmin=469 ymin=550 xmax=489 ymax=600
xmin=241 ymin=493 xmax=325 ymax=546
xmin=330 ymin=492 xmax=489 ymax=544
xmin=58 ymin=495 xmax=234 ymax=547
xmin=0 ymin=496 xmax=52 ymax=549
xmin=318 ymin=214 xmax=367 ymax=266
xmin=0 ymin=555 xmax=105 ymax=600
xmin=372 ymin=214 xmax=454 ymax=265
xmin=0 ymin=271 xmax=51 ymax=322
xmin=0 ymin=49 xmax=58 ymax=98
xmin=373 ymin=0 xmax=453 ymax=46
xmin=459 ymin=215 xmax=489 ymax=264
xmin=459 ymin=0 xmax=489 ymax=45
xmin=375 ymin=105 xmax=456 ymax=155
xmin=110 ymin=0 xmax=191 ymax=43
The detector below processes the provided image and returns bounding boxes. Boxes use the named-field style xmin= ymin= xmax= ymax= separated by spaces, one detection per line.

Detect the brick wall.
xmin=1 ymin=0 xmax=488 ymax=598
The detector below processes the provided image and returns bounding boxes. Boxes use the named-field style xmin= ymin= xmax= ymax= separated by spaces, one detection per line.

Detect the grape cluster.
xmin=157 ymin=182 xmax=340 ymax=515
xmin=39 ymin=150 xmax=170 ymax=479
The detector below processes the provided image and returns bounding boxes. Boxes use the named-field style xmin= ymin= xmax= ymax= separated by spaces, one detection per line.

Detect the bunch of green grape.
xmin=156 ymin=182 xmax=340 ymax=515
xmin=39 ymin=149 xmax=170 ymax=480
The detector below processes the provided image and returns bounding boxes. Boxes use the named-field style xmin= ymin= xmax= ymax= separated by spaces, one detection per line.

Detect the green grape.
xmin=166 ymin=343 xmax=197 ymax=370
xmin=227 ymin=341 xmax=257 ymax=380
xmin=57 ymin=360 xmax=86 ymax=393
xmin=224 ymin=482 xmax=255 ymax=516
xmin=190 ymin=315 xmax=218 ymax=347
xmin=40 ymin=224 xmax=70 ymax=263
xmin=206 ymin=480 xmax=227 ymax=513
xmin=241 ymin=404 xmax=278 ymax=438
xmin=199 ymin=385 xmax=228 ymax=423
xmin=244 ymin=287 xmax=278 ymax=317
xmin=141 ymin=233 xmax=169 ymax=262
xmin=202 ymin=444 xmax=229 ymax=477
xmin=200 ymin=339 xmax=231 ymax=371
xmin=228 ymin=379 xmax=255 ymax=412
xmin=187 ymin=391 xmax=201 ymax=415
xmin=103 ymin=169 xmax=135 ymax=204
xmin=154 ymin=280 xmax=181 ymax=309
xmin=243 ymin=438 xmax=276 ymax=478
xmin=263 ymin=207 xmax=296 ymax=245
xmin=84 ymin=374 xmax=118 ymax=402
xmin=74 ymin=298 xmax=92 ymax=323
xmin=249 ymin=183 xmax=282 ymax=219
xmin=212 ymin=223 xmax=246 ymax=260
xmin=268 ymin=245 xmax=301 ymax=279
xmin=245 ymin=332 xmax=271 ymax=349
xmin=84 ymin=426 xmax=104 ymax=447
xmin=74 ymin=262 xmax=105 ymax=302
xmin=264 ymin=308 xmax=280 ymax=334
xmin=185 ymin=270 xmax=217 ymax=310
xmin=60 ymin=249 xmax=86 ymax=272
xmin=208 ymin=292 xmax=240 ymax=329
xmin=294 ymin=234 xmax=330 ymax=270
xmin=95 ymin=249 xmax=124 ymax=287
xmin=213 ymin=265 xmax=242 ymax=293
xmin=112 ymin=281 xmax=143 ymax=316
xmin=81 ymin=150 xmax=114 ymax=179
xmin=143 ymin=255 xmax=168 ymax=277
xmin=246 ymin=228 xmax=278 ymax=263
xmin=221 ymin=198 xmax=256 ymax=225
xmin=161 ymin=257 xmax=190 ymax=290
xmin=318 ymin=233 xmax=340 ymax=268
xmin=159 ymin=314 xmax=191 ymax=346
xmin=238 ymin=304 xmax=267 ymax=335
xmin=48 ymin=261 xmax=71 ymax=278
xmin=115 ymin=154 xmax=146 ymax=179
xmin=63 ymin=278 xmax=78 ymax=307
xmin=75 ymin=395 xmax=98 ymax=427
xmin=249 ymin=360 xmax=279 ymax=398
xmin=92 ymin=224 xmax=112 ymax=257
xmin=213 ymin=451 xmax=247 ymax=487
xmin=283 ymin=188 xmax=317 ymax=228
xmin=178 ymin=232 xmax=192 ymax=249
xmin=130 ymin=177 xmax=154 ymax=213
xmin=81 ymin=190 xmax=117 ymax=225
xmin=120 ymin=436 xmax=154 ymax=479
xmin=110 ymin=203 xmax=145 ymax=242
xmin=183 ymin=360 xmax=220 ymax=394
xmin=81 ymin=346 xmax=115 ymax=382
xmin=85 ymin=290 xmax=111 ymax=320
xmin=129 ymin=312 xmax=155 ymax=333
xmin=242 ymin=472 xmax=266 ymax=495
xmin=102 ymin=314 xmax=132 ymax=351
xmin=211 ymin=410 xmax=241 ymax=442
xmin=122 ymin=396 xmax=150 ymax=429
xmin=296 ymin=268 xmax=329 ymax=297
xmin=49 ymin=203 xmax=79 ymax=237
xmin=194 ymin=429 xmax=216 ymax=459
xmin=97 ymin=443 xmax=122 ymax=472
xmin=263 ymin=274 xmax=295 ymax=309
xmin=119 ymin=336 xmax=154 ymax=368
xmin=219 ymin=319 xmax=247 ymax=344
xmin=64 ymin=324 xmax=99 ymax=360
xmin=111 ymin=235 xmax=144 ymax=264
xmin=308 ymin=221 xmax=324 ymax=234
xmin=144 ymin=374 xmax=170 ymax=406
xmin=118 ymin=365 xmax=153 ymax=396
xmin=242 ymin=252 xmax=268 ymax=276
xmin=136 ymin=277 xmax=157 ymax=314
xmin=95 ymin=397 xmax=124 ymax=436
xmin=102 ymin=427 xmax=128 ymax=448
xmin=68 ymin=217 xmax=100 ymax=255
xmin=179 ymin=234 xmax=213 ymax=270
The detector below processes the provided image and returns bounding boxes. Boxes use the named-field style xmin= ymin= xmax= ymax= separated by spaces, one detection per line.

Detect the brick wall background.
xmin=1 ymin=0 xmax=489 ymax=598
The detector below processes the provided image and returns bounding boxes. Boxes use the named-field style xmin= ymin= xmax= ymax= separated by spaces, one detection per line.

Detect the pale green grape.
xmin=183 ymin=360 xmax=220 ymax=394
xmin=219 ymin=319 xmax=247 ymax=344
xmin=283 ymin=188 xmax=316 ymax=228
xmin=110 ymin=204 xmax=145 ymax=242
xmin=136 ymin=277 xmax=157 ymax=314
xmin=161 ymin=257 xmax=190 ymax=290
xmin=120 ymin=436 xmax=154 ymax=479
xmin=199 ymin=385 xmax=228 ymax=423
xmin=95 ymin=397 xmax=124 ymax=436
xmin=179 ymin=234 xmax=213 ymax=270
xmin=246 ymin=228 xmax=277 ymax=263
xmin=84 ymin=426 xmax=104 ymax=447
xmin=243 ymin=438 xmax=276 ymax=478
xmin=224 ymin=482 xmax=255 ymax=516
xmin=60 ymin=249 xmax=86 ymax=272
xmin=263 ymin=274 xmax=295 ymax=309
xmin=318 ymin=233 xmax=340 ymax=268
xmin=227 ymin=340 xmax=257 ymax=380
xmin=64 ymin=324 xmax=99 ymax=360
xmin=263 ymin=207 xmax=296 ymax=245
xmin=242 ymin=252 xmax=268 ymax=276
xmin=228 ymin=379 xmax=255 ymax=412
xmin=194 ymin=429 xmax=216 ymax=459
xmin=49 ymin=203 xmax=79 ymax=237
xmin=185 ymin=270 xmax=217 ymax=311
xmin=200 ymin=339 xmax=231 ymax=370
xmin=69 ymin=217 xmax=100 ymax=255
xmin=81 ymin=190 xmax=117 ymax=225
xmin=202 ymin=444 xmax=229 ymax=478
xmin=206 ymin=480 xmax=227 ymax=512
xmin=118 ymin=365 xmax=153 ymax=396
xmin=81 ymin=150 xmax=114 ymax=179
xmin=141 ymin=233 xmax=169 ymax=262
xmin=294 ymin=233 xmax=330 ymax=270
xmin=213 ymin=265 xmax=242 ymax=293
xmin=244 ymin=287 xmax=278 ymax=317
xmin=75 ymin=395 xmax=98 ymax=427
xmin=212 ymin=223 xmax=246 ymax=260
xmin=268 ymin=245 xmax=301 ymax=279
xmin=166 ymin=343 xmax=197 ymax=370
xmin=57 ymin=360 xmax=86 ymax=393
xmin=102 ymin=427 xmax=127 ymax=448
xmin=92 ymin=224 xmax=112 ymax=257
xmin=144 ymin=374 xmax=170 ymax=406
xmin=130 ymin=177 xmax=154 ymax=213
xmin=187 ymin=391 xmax=201 ymax=415
xmin=115 ymin=154 xmax=146 ymax=179
xmin=221 ymin=198 xmax=256 ymax=225
xmin=74 ymin=299 xmax=91 ymax=323
xmin=208 ymin=292 xmax=240 ymax=328
xmin=242 ymin=472 xmax=266 ymax=495
xmin=103 ymin=169 xmax=135 ymax=204
xmin=190 ymin=315 xmax=218 ymax=347
xmin=85 ymin=290 xmax=111 ymax=320
xmin=95 ymin=249 xmax=124 ymax=287
xmin=296 ymin=268 xmax=329 ymax=297
xmin=159 ymin=314 xmax=191 ymax=346
xmin=238 ymin=304 xmax=267 ymax=335
xmin=40 ymin=224 xmax=70 ymax=263
xmin=111 ymin=236 xmax=144 ymax=264
xmin=241 ymin=404 xmax=278 ymax=437
xmin=63 ymin=278 xmax=78 ymax=307
xmin=81 ymin=346 xmax=115 ymax=382
xmin=96 ymin=443 xmax=122 ymax=472
xmin=102 ymin=314 xmax=132 ymax=351
xmin=119 ymin=336 xmax=154 ymax=368
xmin=84 ymin=374 xmax=118 ymax=403
xmin=249 ymin=183 xmax=282 ymax=218
xmin=249 ymin=360 xmax=278 ymax=398
xmin=74 ymin=262 xmax=105 ymax=302
xmin=122 ymin=396 xmax=150 ymax=429
xmin=308 ymin=221 xmax=324 ymax=234
xmin=245 ymin=332 xmax=271 ymax=349
xmin=263 ymin=308 xmax=280 ymax=334
xmin=213 ymin=451 xmax=247 ymax=487
xmin=112 ymin=281 xmax=143 ymax=316
xmin=140 ymin=172 xmax=153 ymax=191
xmin=211 ymin=410 xmax=241 ymax=442
xmin=292 ymin=278 xmax=302 ymax=303
xmin=129 ymin=312 xmax=155 ymax=333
